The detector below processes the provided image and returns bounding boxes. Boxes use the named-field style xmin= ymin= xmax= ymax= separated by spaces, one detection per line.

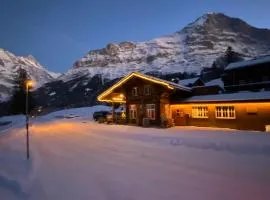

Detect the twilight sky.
xmin=1 ymin=0 xmax=270 ymax=73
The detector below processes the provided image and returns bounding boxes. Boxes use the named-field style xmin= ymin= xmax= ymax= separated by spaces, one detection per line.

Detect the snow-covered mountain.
xmin=1 ymin=12 xmax=270 ymax=112
xmin=66 ymin=12 xmax=270 ymax=80
xmin=0 ymin=49 xmax=59 ymax=101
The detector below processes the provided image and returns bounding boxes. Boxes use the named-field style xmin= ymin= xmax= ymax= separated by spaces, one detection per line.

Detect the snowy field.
xmin=0 ymin=106 xmax=270 ymax=200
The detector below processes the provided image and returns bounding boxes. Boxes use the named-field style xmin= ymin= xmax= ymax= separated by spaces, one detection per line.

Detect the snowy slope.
xmin=0 ymin=49 xmax=59 ymax=102
xmin=0 ymin=106 xmax=270 ymax=200
xmin=68 ymin=13 xmax=270 ymax=81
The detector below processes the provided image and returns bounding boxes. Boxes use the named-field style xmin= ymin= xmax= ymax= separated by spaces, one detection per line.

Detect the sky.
xmin=1 ymin=0 xmax=270 ymax=73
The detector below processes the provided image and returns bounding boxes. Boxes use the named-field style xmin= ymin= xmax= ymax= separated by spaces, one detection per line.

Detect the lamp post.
xmin=25 ymin=80 xmax=33 ymax=160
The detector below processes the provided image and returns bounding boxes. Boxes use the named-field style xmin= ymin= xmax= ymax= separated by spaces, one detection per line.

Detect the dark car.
xmin=105 ymin=111 xmax=125 ymax=123
xmin=93 ymin=111 xmax=110 ymax=122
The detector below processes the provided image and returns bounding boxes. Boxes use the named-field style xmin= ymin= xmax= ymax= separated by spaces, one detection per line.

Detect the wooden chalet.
xmin=98 ymin=72 xmax=191 ymax=126
xmin=178 ymin=77 xmax=204 ymax=87
xmin=222 ymin=55 xmax=270 ymax=92
xmin=97 ymin=58 xmax=270 ymax=131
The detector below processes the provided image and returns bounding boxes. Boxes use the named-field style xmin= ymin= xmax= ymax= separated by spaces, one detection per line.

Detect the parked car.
xmin=93 ymin=110 xmax=126 ymax=124
xmin=106 ymin=111 xmax=126 ymax=123
xmin=93 ymin=111 xmax=110 ymax=122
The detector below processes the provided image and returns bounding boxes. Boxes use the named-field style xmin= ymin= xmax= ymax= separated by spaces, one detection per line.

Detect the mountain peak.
xmin=204 ymin=12 xmax=226 ymax=16
xmin=70 ymin=13 xmax=270 ymax=81
xmin=185 ymin=12 xmax=244 ymax=29
xmin=183 ymin=12 xmax=228 ymax=30
xmin=26 ymin=54 xmax=37 ymax=61
xmin=0 ymin=49 xmax=58 ymax=101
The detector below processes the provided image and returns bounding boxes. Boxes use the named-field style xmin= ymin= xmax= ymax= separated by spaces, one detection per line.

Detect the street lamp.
xmin=25 ymin=80 xmax=34 ymax=160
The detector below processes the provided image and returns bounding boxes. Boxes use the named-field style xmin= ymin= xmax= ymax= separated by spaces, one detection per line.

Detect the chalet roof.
xmin=225 ymin=55 xmax=270 ymax=71
xmin=97 ymin=72 xmax=191 ymax=102
xmin=140 ymin=73 xmax=192 ymax=91
xmin=178 ymin=77 xmax=202 ymax=86
xmin=178 ymin=91 xmax=270 ymax=103
xmin=205 ymin=78 xmax=224 ymax=89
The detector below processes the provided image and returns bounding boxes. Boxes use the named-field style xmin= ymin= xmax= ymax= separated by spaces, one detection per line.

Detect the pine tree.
xmin=225 ymin=46 xmax=243 ymax=65
xmin=211 ymin=61 xmax=217 ymax=69
xmin=10 ymin=68 xmax=35 ymax=115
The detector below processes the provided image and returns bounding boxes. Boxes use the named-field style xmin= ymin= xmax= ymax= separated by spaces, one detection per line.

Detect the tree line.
xmin=10 ymin=68 xmax=35 ymax=115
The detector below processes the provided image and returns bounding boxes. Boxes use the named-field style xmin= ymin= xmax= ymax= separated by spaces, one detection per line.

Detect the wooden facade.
xmin=97 ymin=72 xmax=270 ymax=131
xmin=97 ymin=72 xmax=191 ymax=127
xmin=171 ymin=102 xmax=270 ymax=131
xmin=222 ymin=56 xmax=270 ymax=92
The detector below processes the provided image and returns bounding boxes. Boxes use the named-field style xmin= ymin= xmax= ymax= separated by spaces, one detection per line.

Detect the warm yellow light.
xmin=26 ymin=80 xmax=34 ymax=88
xmin=112 ymin=97 xmax=125 ymax=101
xmin=167 ymin=85 xmax=174 ymax=90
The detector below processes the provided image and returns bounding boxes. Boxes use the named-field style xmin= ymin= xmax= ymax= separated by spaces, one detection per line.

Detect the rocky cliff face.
xmin=0 ymin=49 xmax=59 ymax=102
xmin=68 ymin=13 xmax=270 ymax=80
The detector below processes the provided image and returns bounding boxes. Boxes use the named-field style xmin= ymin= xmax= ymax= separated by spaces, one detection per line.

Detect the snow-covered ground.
xmin=0 ymin=106 xmax=270 ymax=200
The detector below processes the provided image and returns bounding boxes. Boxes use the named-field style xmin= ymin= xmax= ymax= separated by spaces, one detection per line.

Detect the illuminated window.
xmin=215 ymin=106 xmax=235 ymax=119
xmin=129 ymin=104 xmax=137 ymax=119
xmin=146 ymin=104 xmax=155 ymax=120
xmin=132 ymin=87 xmax=138 ymax=96
xmin=192 ymin=106 xmax=208 ymax=118
xmin=144 ymin=85 xmax=151 ymax=95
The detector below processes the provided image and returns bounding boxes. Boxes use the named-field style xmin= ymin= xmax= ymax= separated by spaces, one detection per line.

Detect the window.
xmin=176 ymin=109 xmax=180 ymax=117
xmin=129 ymin=104 xmax=137 ymax=119
xmin=192 ymin=106 xmax=208 ymax=118
xmin=215 ymin=106 xmax=236 ymax=119
xmin=144 ymin=85 xmax=151 ymax=95
xmin=146 ymin=104 xmax=155 ymax=120
xmin=132 ymin=87 xmax=138 ymax=96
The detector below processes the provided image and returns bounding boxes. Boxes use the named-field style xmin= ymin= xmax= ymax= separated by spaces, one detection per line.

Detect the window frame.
xmin=146 ymin=104 xmax=156 ymax=120
xmin=144 ymin=85 xmax=151 ymax=96
xmin=215 ymin=105 xmax=236 ymax=119
xmin=132 ymin=87 xmax=138 ymax=96
xmin=191 ymin=106 xmax=209 ymax=119
xmin=129 ymin=104 xmax=137 ymax=119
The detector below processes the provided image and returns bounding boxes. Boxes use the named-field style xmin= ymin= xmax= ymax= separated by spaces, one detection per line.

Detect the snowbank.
xmin=0 ymin=115 xmax=25 ymax=135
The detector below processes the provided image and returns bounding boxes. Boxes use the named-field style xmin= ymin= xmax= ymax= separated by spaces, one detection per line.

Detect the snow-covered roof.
xmin=225 ymin=55 xmax=270 ymax=70
xmin=178 ymin=77 xmax=201 ymax=86
xmin=139 ymin=73 xmax=192 ymax=92
xmin=205 ymin=78 xmax=224 ymax=89
xmin=179 ymin=91 xmax=270 ymax=103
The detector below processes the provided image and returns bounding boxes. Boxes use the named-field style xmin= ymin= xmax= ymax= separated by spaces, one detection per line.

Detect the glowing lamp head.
xmin=26 ymin=80 xmax=34 ymax=89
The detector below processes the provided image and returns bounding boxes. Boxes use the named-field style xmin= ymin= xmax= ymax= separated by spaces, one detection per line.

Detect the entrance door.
xmin=174 ymin=109 xmax=188 ymax=126
xmin=129 ymin=104 xmax=137 ymax=124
